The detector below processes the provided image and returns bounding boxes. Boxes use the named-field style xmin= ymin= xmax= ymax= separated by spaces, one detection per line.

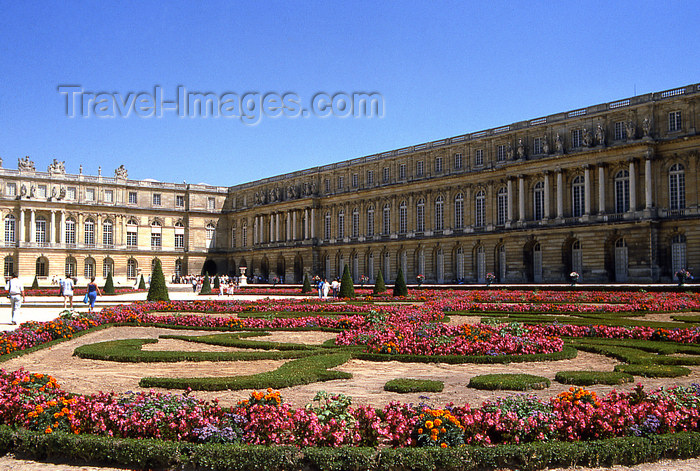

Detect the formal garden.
xmin=1 ymin=279 xmax=700 ymax=470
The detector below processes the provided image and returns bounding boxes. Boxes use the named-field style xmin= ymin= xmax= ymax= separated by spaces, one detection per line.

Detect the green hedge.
xmin=384 ymin=378 xmax=444 ymax=393
xmin=555 ymin=370 xmax=634 ymax=386
xmin=4 ymin=426 xmax=700 ymax=471
xmin=614 ymin=364 xmax=692 ymax=378
xmin=469 ymin=373 xmax=550 ymax=391
xmin=357 ymin=346 xmax=577 ymax=364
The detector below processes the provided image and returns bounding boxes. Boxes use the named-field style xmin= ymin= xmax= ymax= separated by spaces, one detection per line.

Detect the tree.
xmin=138 ymin=275 xmax=146 ymax=290
xmin=393 ymin=267 xmax=408 ymax=297
xmin=147 ymin=258 xmax=170 ymax=302
xmin=301 ymin=273 xmax=312 ymax=293
xmin=200 ymin=275 xmax=212 ymax=294
xmin=213 ymin=275 xmax=220 ymax=290
xmin=373 ymin=269 xmax=386 ymax=294
xmin=339 ymin=265 xmax=356 ymax=298
xmin=31 ymin=275 xmax=39 ymax=289
xmin=103 ymin=272 xmax=116 ymax=295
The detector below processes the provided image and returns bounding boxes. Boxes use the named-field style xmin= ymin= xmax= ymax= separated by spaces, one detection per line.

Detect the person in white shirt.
xmin=5 ymin=273 xmax=25 ymax=325
xmin=60 ymin=276 xmax=74 ymax=309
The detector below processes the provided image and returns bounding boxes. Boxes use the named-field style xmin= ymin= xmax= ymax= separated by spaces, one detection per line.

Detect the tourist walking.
xmin=60 ymin=276 xmax=74 ymax=309
xmin=5 ymin=273 xmax=24 ymax=325
xmin=322 ymin=278 xmax=331 ymax=299
xmin=86 ymin=277 xmax=101 ymax=313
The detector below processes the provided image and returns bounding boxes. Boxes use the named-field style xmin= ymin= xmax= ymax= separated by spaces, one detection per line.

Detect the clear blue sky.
xmin=1 ymin=1 xmax=698 ymax=186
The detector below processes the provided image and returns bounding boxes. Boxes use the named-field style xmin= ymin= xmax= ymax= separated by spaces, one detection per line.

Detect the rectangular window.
xmin=352 ymin=212 xmax=359 ymax=238
xmin=399 ymin=164 xmax=406 ymax=180
xmin=352 ymin=173 xmax=358 ymax=188
xmin=103 ymin=223 xmax=113 ymax=246
xmin=571 ymin=129 xmax=582 ymax=148
xmin=454 ymin=153 xmax=463 ymax=169
xmin=337 ymin=176 xmax=344 ymax=190
xmin=38 ymin=185 xmax=47 ymax=198
xmin=207 ymin=197 xmax=215 ymax=210
xmin=152 ymin=193 xmax=161 ymax=206
xmin=85 ymin=188 xmax=95 ymax=201
xmin=416 ymin=160 xmax=424 ymax=177
xmin=497 ymin=145 xmax=506 ymax=162
xmin=497 ymin=192 xmax=508 ymax=225
xmin=366 ymin=170 xmax=374 ymax=186
xmin=614 ymin=121 xmax=626 ymax=140
xmin=6 ymin=183 xmax=16 ymax=197
xmin=475 ymin=149 xmax=483 ymax=166
xmin=128 ymin=191 xmax=137 ymax=204
xmin=241 ymin=227 xmax=247 ymax=247
xmin=175 ymin=233 xmax=184 ymax=249
xmin=104 ymin=190 xmax=114 ymax=203
xmin=127 ymin=231 xmax=137 ymax=247
xmin=151 ymin=232 xmax=161 ymax=248
xmin=435 ymin=157 xmax=443 ymax=173
xmin=176 ymin=195 xmax=184 ymax=207
xmin=324 ymin=179 xmax=330 ymax=193
xmin=533 ymin=138 xmax=542 ymax=155
xmin=669 ymin=111 xmax=682 ymax=132
xmin=382 ymin=167 xmax=390 ymax=183
xmin=67 ymin=187 xmax=76 ymax=200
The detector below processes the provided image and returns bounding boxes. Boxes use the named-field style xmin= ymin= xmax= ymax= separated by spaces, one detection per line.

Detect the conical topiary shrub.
xmin=147 ymin=258 xmax=170 ymax=302
xmin=103 ymin=272 xmax=116 ymax=295
xmin=393 ymin=267 xmax=408 ymax=297
xmin=213 ymin=275 xmax=220 ymax=290
xmin=301 ymin=273 xmax=312 ymax=293
xmin=200 ymin=275 xmax=212 ymax=294
xmin=373 ymin=269 xmax=386 ymax=294
xmin=138 ymin=275 xmax=146 ymax=290
xmin=339 ymin=265 xmax=355 ymax=298
xmin=31 ymin=275 xmax=39 ymax=289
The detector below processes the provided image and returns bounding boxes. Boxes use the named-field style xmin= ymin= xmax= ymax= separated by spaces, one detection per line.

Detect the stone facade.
xmin=1 ymin=84 xmax=698 ymax=285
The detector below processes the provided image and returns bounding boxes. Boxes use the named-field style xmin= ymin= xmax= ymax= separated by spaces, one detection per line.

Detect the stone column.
xmin=518 ymin=175 xmax=525 ymax=222
xmin=629 ymin=160 xmax=636 ymax=212
xmin=96 ymin=215 xmax=102 ymax=246
xmin=556 ymin=170 xmax=564 ymax=219
xmin=30 ymin=209 xmax=36 ymax=243
xmin=50 ymin=211 xmax=56 ymax=244
xmin=598 ymin=165 xmax=606 ymax=214
xmin=19 ymin=209 xmax=25 ymax=243
xmin=60 ymin=211 xmax=66 ymax=245
xmin=253 ymin=217 xmax=257 ymax=244
xmin=506 ymin=179 xmax=513 ymax=223
xmin=0 ymin=210 xmax=4 ymax=244
xmin=543 ymin=172 xmax=550 ymax=219
xmin=310 ymin=208 xmax=315 ymax=239
xmin=304 ymin=208 xmax=310 ymax=240
xmin=645 ymin=156 xmax=653 ymax=209
xmin=292 ymin=211 xmax=297 ymax=240
xmin=269 ymin=214 xmax=274 ymax=242
xmin=286 ymin=212 xmax=291 ymax=241
xmin=584 ymin=165 xmax=591 ymax=215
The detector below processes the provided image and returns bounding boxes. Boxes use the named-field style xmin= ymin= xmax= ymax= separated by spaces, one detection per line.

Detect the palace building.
xmin=2 ymin=83 xmax=698 ymax=285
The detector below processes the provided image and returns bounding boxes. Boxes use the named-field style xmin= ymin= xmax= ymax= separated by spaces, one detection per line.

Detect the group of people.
xmin=314 ymin=278 xmax=341 ymax=299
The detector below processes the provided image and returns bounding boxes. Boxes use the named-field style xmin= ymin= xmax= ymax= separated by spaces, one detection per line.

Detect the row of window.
xmin=317 ymin=163 xmax=687 ymax=239
xmin=4 ymin=256 xmax=186 ymax=279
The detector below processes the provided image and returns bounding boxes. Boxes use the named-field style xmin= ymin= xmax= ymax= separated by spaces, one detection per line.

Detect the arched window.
xmin=416 ymin=198 xmax=425 ymax=232
xmin=351 ymin=208 xmax=359 ymax=238
xmin=533 ymin=182 xmax=545 ymax=221
xmin=337 ymin=211 xmax=345 ymax=239
xmin=398 ymin=201 xmax=407 ymax=234
xmin=497 ymin=245 xmax=507 ymax=282
xmin=366 ymin=205 xmax=375 ymax=236
xmin=367 ymin=251 xmax=374 ymax=281
xmin=475 ymin=245 xmax=486 ymax=283
xmin=4 ymin=215 xmax=16 ymax=244
xmin=127 ymin=259 xmax=138 ymax=279
xmin=324 ymin=212 xmax=331 ymax=240
xmin=475 ymin=190 xmax=486 ymax=227
xmin=36 ymin=257 xmax=48 ymax=277
xmin=102 ymin=219 xmax=114 ymax=247
xmin=533 ymin=243 xmax=543 ymax=282
xmin=436 ymin=248 xmax=444 ymax=283
xmin=84 ymin=218 xmax=95 ymax=246
xmin=174 ymin=259 xmax=183 ymax=277
xmin=400 ymin=250 xmax=407 ymax=277
xmin=35 ymin=216 xmax=47 ymax=246
xmin=572 ymin=240 xmax=583 ymax=278
xmin=126 ymin=219 xmax=138 ymax=247
xmin=615 ymin=170 xmax=630 ymax=213
xmin=174 ymin=221 xmax=185 ymax=249
xmin=417 ymin=249 xmax=425 ymax=277
xmin=84 ymin=257 xmax=95 ymax=278
xmin=103 ymin=258 xmax=114 ymax=278
xmin=671 ymin=234 xmax=687 ymax=279
xmin=383 ymin=251 xmax=390 ymax=280
xmin=614 ymin=238 xmax=628 ymax=282
xmin=205 ymin=223 xmax=215 ymax=248
xmin=324 ymin=254 xmax=331 ymax=280
xmin=497 ymin=187 xmax=508 ymax=225
xmin=382 ymin=204 xmax=391 ymax=235
xmin=352 ymin=252 xmax=359 ymax=281
xmin=434 ymin=196 xmax=444 ymax=231
xmin=455 ymin=247 xmax=464 ymax=281
xmin=454 ymin=193 xmax=464 ymax=229
xmin=65 ymin=256 xmax=76 ymax=277
xmin=669 ymin=163 xmax=686 ymax=210
xmin=151 ymin=221 xmax=163 ymax=249
xmin=241 ymin=223 xmax=247 ymax=247
xmin=4 ymin=256 xmax=14 ymax=278
xmin=65 ymin=217 xmax=76 ymax=246
xmin=572 ymin=176 xmax=585 ymax=217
